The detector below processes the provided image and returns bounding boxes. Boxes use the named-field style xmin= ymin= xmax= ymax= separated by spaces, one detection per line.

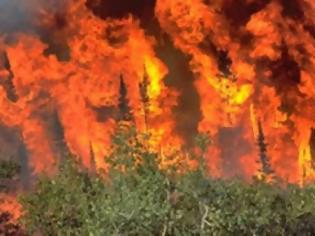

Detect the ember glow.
xmin=0 ymin=0 xmax=315 ymax=185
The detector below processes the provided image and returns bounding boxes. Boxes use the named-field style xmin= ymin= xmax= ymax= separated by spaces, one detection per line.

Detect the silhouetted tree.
xmin=89 ymin=142 xmax=96 ymax=175
xmin=1 ymin=52 xmax=18 ymax=102
xmin=257 ymin=121 xmax=274 ymax=179
xmin=310 ymin=128 xmax=315 ymax=170
xmin=118 ymin=75 xmax=132 ymax=121
xmin=139 ymin=67 xmax=149 ymax=130
xmin=51 ymin=111 xmax=71 ymax=163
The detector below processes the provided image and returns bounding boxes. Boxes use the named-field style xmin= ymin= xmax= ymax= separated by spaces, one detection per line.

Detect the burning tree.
xmin=89 ymin=142 xmax=96 ymax=175
xmin=139 ymin=67 xmax=150 ymax=131
xmin=0 ymin=52 xmax=18 ymax=102
xmin=256 ymin=121 xmax=274 ymax=180
xmin=118 ymin=75 xmax=132 ymax=122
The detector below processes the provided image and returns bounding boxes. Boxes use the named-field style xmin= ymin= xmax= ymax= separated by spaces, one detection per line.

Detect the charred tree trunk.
xmin=0 ymin=52 xmax=18 ymax=102
xmin=89 ymin=142 xmax=96 ymax=175
xmin=139 ymin=67 xmax=149 ymax=131
xmin=310 ymin=128 xmax=315 ymax=169
xmin=118 ymin=75 xmax=132 ymax=122
xmin=257 ymin=121 xmax=274 ymax=178
xmin=51 ymin=111 xmax=71 ymax=163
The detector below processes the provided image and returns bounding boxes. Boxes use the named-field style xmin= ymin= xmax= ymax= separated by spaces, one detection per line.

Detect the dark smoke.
xmin=47 ymin=111 xmax=71 ymax=163
xmin=221 ymin=0 xmax=271 ymax=28
xmin=86 ymin=0 xmax=157 ymax=27
xmin=158 ymin=36 xmax=201 ymax=146
xmin=218 ymin=126 xmax=252 ymax=179
xmin=0 ymin=0 xmax=67 ymax=32
xmin=0 ymin=0 xmax=35 ymax=33
xmin=280 ymin=0 xmax=304 ymax=20
xmin=18 ymin=140 xmax=31 ymax=191
xmin=0 ymin=0 xmax=71 ymax=60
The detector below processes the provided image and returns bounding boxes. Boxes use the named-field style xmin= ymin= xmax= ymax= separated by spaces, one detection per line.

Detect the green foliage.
xmin=19 ymin=126 xmax=171 ymax=235
xmin=0 ymin=160 xmax=20 ymax=179
xmin=19 ymin=159 xmax=99 ymax=235
xmin=19 ymin=126 xmax=315 ymax=235
xmin=0 ymin=159 xmax=20 ymax=192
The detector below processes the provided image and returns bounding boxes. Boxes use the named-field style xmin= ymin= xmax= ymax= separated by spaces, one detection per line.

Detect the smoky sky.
xmin=0 ymin=0 xmax=36 ymax=32
xmin=0 ymin=0 xmax=67 ymax=33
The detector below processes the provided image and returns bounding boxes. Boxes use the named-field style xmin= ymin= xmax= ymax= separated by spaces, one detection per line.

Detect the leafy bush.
xmin=19 ymin=126 xmax=315 ymax=235
xmin=0 ymin=160 xmax=20 ymax=179
xmin=19 ymin=126 xmax=172 ymax=235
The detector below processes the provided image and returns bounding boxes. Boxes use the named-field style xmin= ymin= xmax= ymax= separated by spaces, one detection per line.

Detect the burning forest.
xmin=0 ymin=0 xmax=315 ymax=227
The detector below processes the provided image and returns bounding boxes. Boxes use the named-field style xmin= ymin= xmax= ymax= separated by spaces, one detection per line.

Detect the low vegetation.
xmin=14 ymin=125 xmax=315 ymax=235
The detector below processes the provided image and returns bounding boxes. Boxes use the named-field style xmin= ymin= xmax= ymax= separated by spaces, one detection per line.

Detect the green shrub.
xmin=0 ymin=160 xmax=20 ymax=179
xmin=19 ymin=126 xmax=315 ymax=235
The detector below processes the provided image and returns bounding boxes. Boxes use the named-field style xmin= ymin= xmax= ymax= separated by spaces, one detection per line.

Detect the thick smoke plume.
xmin=0 ymin=0 xmax=69 ymax=32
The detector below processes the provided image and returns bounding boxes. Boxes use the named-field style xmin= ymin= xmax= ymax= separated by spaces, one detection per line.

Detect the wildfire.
xmin=0 ymin=0 xmax=314 ymax=186
xmin=0 ymin=194 xmax=21 ymax=221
